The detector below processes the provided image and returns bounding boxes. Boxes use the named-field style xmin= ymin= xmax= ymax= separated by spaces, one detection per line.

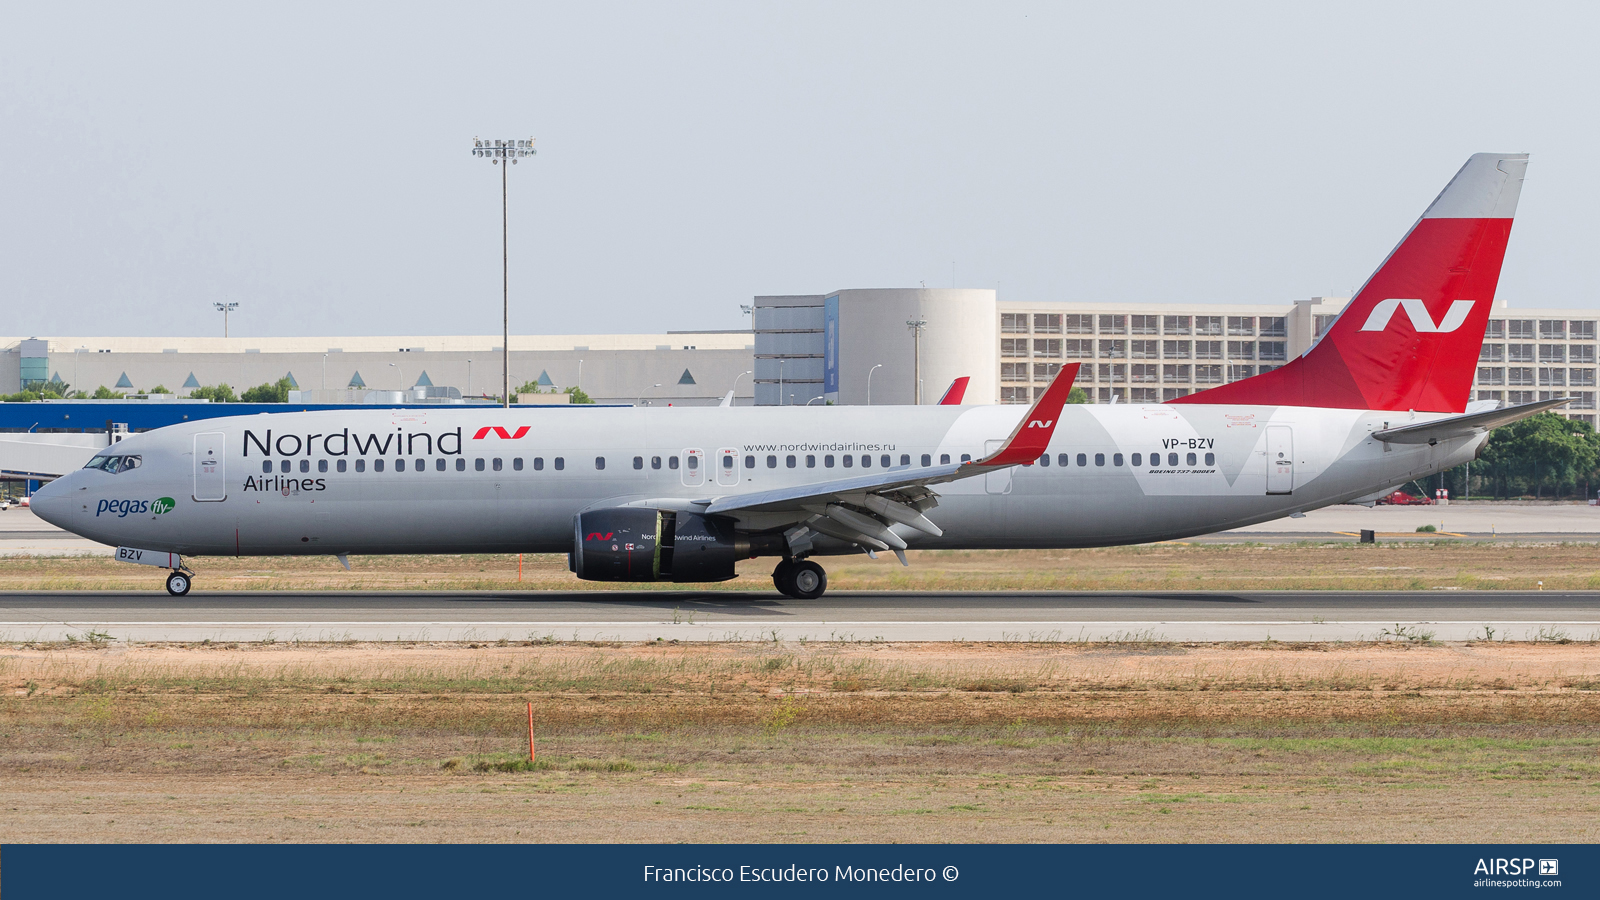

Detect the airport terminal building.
xmin=6 ymin=291 xmax=1595 ymax=426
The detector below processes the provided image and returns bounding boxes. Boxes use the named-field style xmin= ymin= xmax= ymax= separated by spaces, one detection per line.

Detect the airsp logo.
xmin=1359 ymin=298 xmax=1474 ymax=333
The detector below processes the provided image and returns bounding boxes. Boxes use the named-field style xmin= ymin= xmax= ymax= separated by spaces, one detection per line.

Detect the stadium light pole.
xmin=907 ymin=319 xmax=927 ymax=404
xmin=214 ymin=302 xmax=239 ymax=338
xmin=388 ymin=362 xmax=404 ymax=394
xmin=866 ymin=363 xmax=883 ymax=406
xmin=472 ymin=136 xmax=536 ymax=408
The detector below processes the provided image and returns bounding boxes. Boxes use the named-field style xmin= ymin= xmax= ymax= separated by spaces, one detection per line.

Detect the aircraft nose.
xmin=28 ymin=476 xmax=72 ymax=528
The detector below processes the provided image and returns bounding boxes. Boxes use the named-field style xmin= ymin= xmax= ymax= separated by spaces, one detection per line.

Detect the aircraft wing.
xmin=1372 ymin=397 xmax=1569 ymax=445
xmin=699 ymin=364 xmax=1080 ymax=559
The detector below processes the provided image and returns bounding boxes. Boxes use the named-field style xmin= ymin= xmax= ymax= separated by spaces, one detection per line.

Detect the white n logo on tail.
xmin=1359 ymin=299 xmax=1475 ymax=334
xmin=1027 ymin=419 xmax=1053 ymax=428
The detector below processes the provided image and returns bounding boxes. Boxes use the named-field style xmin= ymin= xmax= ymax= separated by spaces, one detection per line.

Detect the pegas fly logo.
xmin=97 ymin=496 xmax=176 ymax=518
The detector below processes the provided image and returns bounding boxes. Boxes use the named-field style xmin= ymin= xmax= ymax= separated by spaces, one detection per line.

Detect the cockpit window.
xmin=84 ymin=454 xmax=141 ymax=473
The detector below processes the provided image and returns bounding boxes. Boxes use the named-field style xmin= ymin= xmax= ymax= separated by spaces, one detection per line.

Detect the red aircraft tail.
xmin=937 ymin=376 xmax=970 ymax=405
xmin=1171 ymin=153 xmax=1527 ymax=413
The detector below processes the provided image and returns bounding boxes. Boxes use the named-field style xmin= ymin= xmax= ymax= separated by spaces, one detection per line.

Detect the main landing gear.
xmin=773 ymin=558 xmax=827 ymax=600
xmin=165 ymin=570 xmax=193 ymax=596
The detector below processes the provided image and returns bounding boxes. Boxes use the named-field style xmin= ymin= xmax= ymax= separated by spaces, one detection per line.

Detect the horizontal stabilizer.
xmin=1372 ymin=397 xmax=1569 ymax=444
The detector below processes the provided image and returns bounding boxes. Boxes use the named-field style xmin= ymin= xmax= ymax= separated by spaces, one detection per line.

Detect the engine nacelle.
xmin=570 ymin=508 xmax=785 ymax=583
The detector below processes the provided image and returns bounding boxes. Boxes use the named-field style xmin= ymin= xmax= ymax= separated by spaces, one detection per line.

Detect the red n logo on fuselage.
xmin=472 ymin=426 xmax=531 ymax=440
xmin=585 ymin=532 xmax=614 ymax=541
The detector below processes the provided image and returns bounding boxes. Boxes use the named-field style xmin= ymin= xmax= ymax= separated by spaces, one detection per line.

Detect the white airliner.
xmin=32 ymin=153 xmax=1553 ymax=599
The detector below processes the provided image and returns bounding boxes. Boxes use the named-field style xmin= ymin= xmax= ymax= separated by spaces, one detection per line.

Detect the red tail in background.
xmin=1171 ymin=153 xmax=1528 ymax=413
xmin=937 ymin=376 xmax=970 ymax=405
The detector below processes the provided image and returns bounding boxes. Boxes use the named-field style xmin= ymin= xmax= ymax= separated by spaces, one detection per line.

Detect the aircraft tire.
xmin=789 ymin=560 xmax=826 ymax=600
xmin=772 ymin=559 xmax=797 ymax=597
xmin=166 ymin=571 xmax=192 ymax=596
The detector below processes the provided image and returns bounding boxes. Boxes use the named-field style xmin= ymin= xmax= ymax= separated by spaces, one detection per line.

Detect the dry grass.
xmin=12 ymin=540 xmax=1600 ymax=592
xmin=3 ymin=641 xmax=1599 ymax=842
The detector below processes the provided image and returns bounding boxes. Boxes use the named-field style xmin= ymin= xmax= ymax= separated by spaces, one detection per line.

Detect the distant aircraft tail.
xmin=937 ymin=377 xmax=970 ymax=405
xmin=1170 ymin=153 xmax=1528 ymax=413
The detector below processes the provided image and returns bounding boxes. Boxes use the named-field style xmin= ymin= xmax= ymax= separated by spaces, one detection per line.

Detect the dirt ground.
xmin=11 ymin=540 xmax=1600 ymax=592
xmin=2 ymin=641 xmax=1598 ymax=843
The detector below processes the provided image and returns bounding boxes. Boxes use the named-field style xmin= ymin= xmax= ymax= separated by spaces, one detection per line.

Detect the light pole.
xmin=321 ymin=354 xmax=327 ymax=391
xmin=638 ymin=383 xmax=662 ymax=406
xmin=467 ymin=359 xmax=472 ymax=398
xmin=866 ymin=363 xmax=883 ymax=406
xmin=907 ymin=318 xmax=927 ymax=404
xmin=577 ymin=359 xmax=583 ymax=393
xmin=213 ymin=302 xmax=239 ymax=338
xmin=779 ymin=359 xmax=786 ymax=406
xmin=732 ymin=370 xmax=751 ymax=398
xmin=388 ymin=363 xmax=404 ymax=395
xmin=472 ymin=136 xmax=536 ymax=409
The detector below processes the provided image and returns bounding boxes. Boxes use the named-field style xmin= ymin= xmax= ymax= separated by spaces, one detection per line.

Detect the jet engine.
xmin=569 ymin=508 xmax=784 ymax=583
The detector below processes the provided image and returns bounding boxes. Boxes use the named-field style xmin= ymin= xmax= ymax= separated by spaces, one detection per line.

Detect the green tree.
xmin=515 ymin=380 xmax=551 ymax=394
xmin=1476 ymin=412 xmax=1600 ymax=499
xmin=147 ymin=384 xmax=170 ymax=394
xmin=565 ymin=386 xmax=594 ymax=404
xmin=1066 ymin=386 xmax=1089 ymax=404
xmin=90 ymin=385 xmax=123 ymax=399
xmin=240 ymin=378 xmax=293 ymax=403
xmin=190 ymin=383 xmax=238 ymax=403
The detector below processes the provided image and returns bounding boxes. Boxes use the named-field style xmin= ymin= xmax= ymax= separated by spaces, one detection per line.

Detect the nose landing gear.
xmin=165 ymin=570 xmax=193 ymax=596
xmin=772 ymin=558 xmax=827 ymax=600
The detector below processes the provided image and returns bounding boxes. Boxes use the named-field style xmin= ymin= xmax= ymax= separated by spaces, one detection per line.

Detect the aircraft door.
xmin=715 ymin=447 xmax=740 ymax=486
xmin=1266 ymin=426 xmax=1294 ymax=495
xmin=681 ymin=449 xmax=704 ymax=487
xmin=984 ymin=440 xmax=1013 ymax=494
xmin=193 ymin=433 xmax=226 ymax=501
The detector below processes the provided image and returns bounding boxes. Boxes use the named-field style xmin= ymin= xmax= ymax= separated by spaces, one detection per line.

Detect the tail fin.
xmin=1171 ymin=153 xmax=1528 ymax=412
xmin=937 ymin=376 xmax=970 ymax=405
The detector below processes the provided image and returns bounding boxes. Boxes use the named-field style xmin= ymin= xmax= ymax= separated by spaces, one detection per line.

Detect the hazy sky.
xmin=3 ymin=2 xmax=1598 ymax=339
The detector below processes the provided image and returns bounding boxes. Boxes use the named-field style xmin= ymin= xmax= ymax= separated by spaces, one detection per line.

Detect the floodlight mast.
xmin=472 ymin=136 xmax=536 ymax=408
xmin=213 ymin=302 xmax=239 ymax=338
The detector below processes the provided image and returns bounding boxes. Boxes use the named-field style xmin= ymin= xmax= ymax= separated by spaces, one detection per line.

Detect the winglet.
xmin=972 ymin=363 xmax=1080 ymax=467
xmin=937 ymin=376 xmax=970 ymax=405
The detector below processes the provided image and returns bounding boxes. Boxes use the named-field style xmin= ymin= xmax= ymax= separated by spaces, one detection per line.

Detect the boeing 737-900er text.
xmin=32 ymin=153 xmax=1554 ymax=599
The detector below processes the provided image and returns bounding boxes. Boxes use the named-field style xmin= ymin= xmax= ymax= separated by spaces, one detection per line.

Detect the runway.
xmin=3 ymin=590 xmax=1598 ymax=643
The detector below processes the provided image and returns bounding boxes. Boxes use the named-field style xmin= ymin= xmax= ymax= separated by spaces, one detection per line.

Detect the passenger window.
xmin=396 ymin=459 xmax=406 ymax=472
xmin=881 ymin=454 xmax=891 ymax=467
xmin=1113 ymin=453 xmax=1124 ymax=467
xmin=633 ymin=456 xmax=644 ymax=470
xmin=374 ymin=459 xmax=385 ymax=472
xmin=1168 ymin=452 xmax=1178 ymax=466
xmin=299 ymin=459 xmax=309 ymax=473
xmin=533 ymin=458 xmax=544 ymax=471
xmin=1187 ymin=452 xmax=1197 ymax=466
xmin=670 ymin=456 xmax=680 ymax=470
xmin=941 ymin=454 xmax=951 ymax=465
xmin=1058 ymin=454 xmax=1068 ymax=467
xmin=960 ymin=454 xmax=972 ymax=463
xmin=1095 ymin=453 xmax=1105 ymax=466
xmin=554 ymin=457 xmax=564 ymax=470
xmin=494 ymin=458 xmax=504 ymax=471
xmin=744 ymin=455 xmax=754 ymax=469
xmin=475 ymin=458 xmax=485 ymax=471
xmin=318 ymin=459 xmax=328 ymax=473
xmin=1205 ymin=452 xmax=1215 ymax=466
xmin=415 ymin=458 xmax=424 ymax=472
xmin=843 ymin=455 xmax=853 ymax=468
xmin=686 ymin=456 xmax=698 ymax=471
xmin=1131 ymin=453 xmax=1141 ymax=467
xmin=786 ymin=455 xmax=796 ymax=468
xmin=280 ymin=460 xmax=291 ymax=473
xmin=806 ymin=455 xmax=816 ymax=468
xmin=1076 ymin=453 xmax=1087 ymax=466
xmin=861 ymin=455 xmax=871 ymax=468
xmin=767 ymin=455 xmax=777 ymax=468
xmin=652 ymin=456 xmax=662 ymax=469
xmin=592 ymin=457 xmax=602 ymax=470
xmin=1039 ymin=454 xmax=1050 ymax=467
xmin=262 ymin=461 xmax=272 ymax=474
xmin=355 ymin=459 xmax=366 ymax=472
xmin=921 ymin=454 xmax=931 ymax=467
xmin=899 ymin=454 xmax=909 ymax=466
xmin=336 ymin=459 xmax=347 ymax=473
xmin=437 ymin=458 xmax=447 ymax=471
xmin=512 ymin=458 xmax=522 ymax=471
xmin=456 ymin=458 xmax=466 ymax=471
xmin=825 ymin=455 xmax=835 ymax=468
xmin=721 ymin=455 xmax=733 ymax=470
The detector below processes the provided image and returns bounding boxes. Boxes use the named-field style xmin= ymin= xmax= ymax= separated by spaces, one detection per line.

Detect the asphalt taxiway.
xmin=3 ymin=590 xmax=1597 ymax=643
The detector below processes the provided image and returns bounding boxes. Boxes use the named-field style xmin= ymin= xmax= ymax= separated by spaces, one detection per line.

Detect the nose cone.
xmin=28 ymin=476 xmax=73 ymax=529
